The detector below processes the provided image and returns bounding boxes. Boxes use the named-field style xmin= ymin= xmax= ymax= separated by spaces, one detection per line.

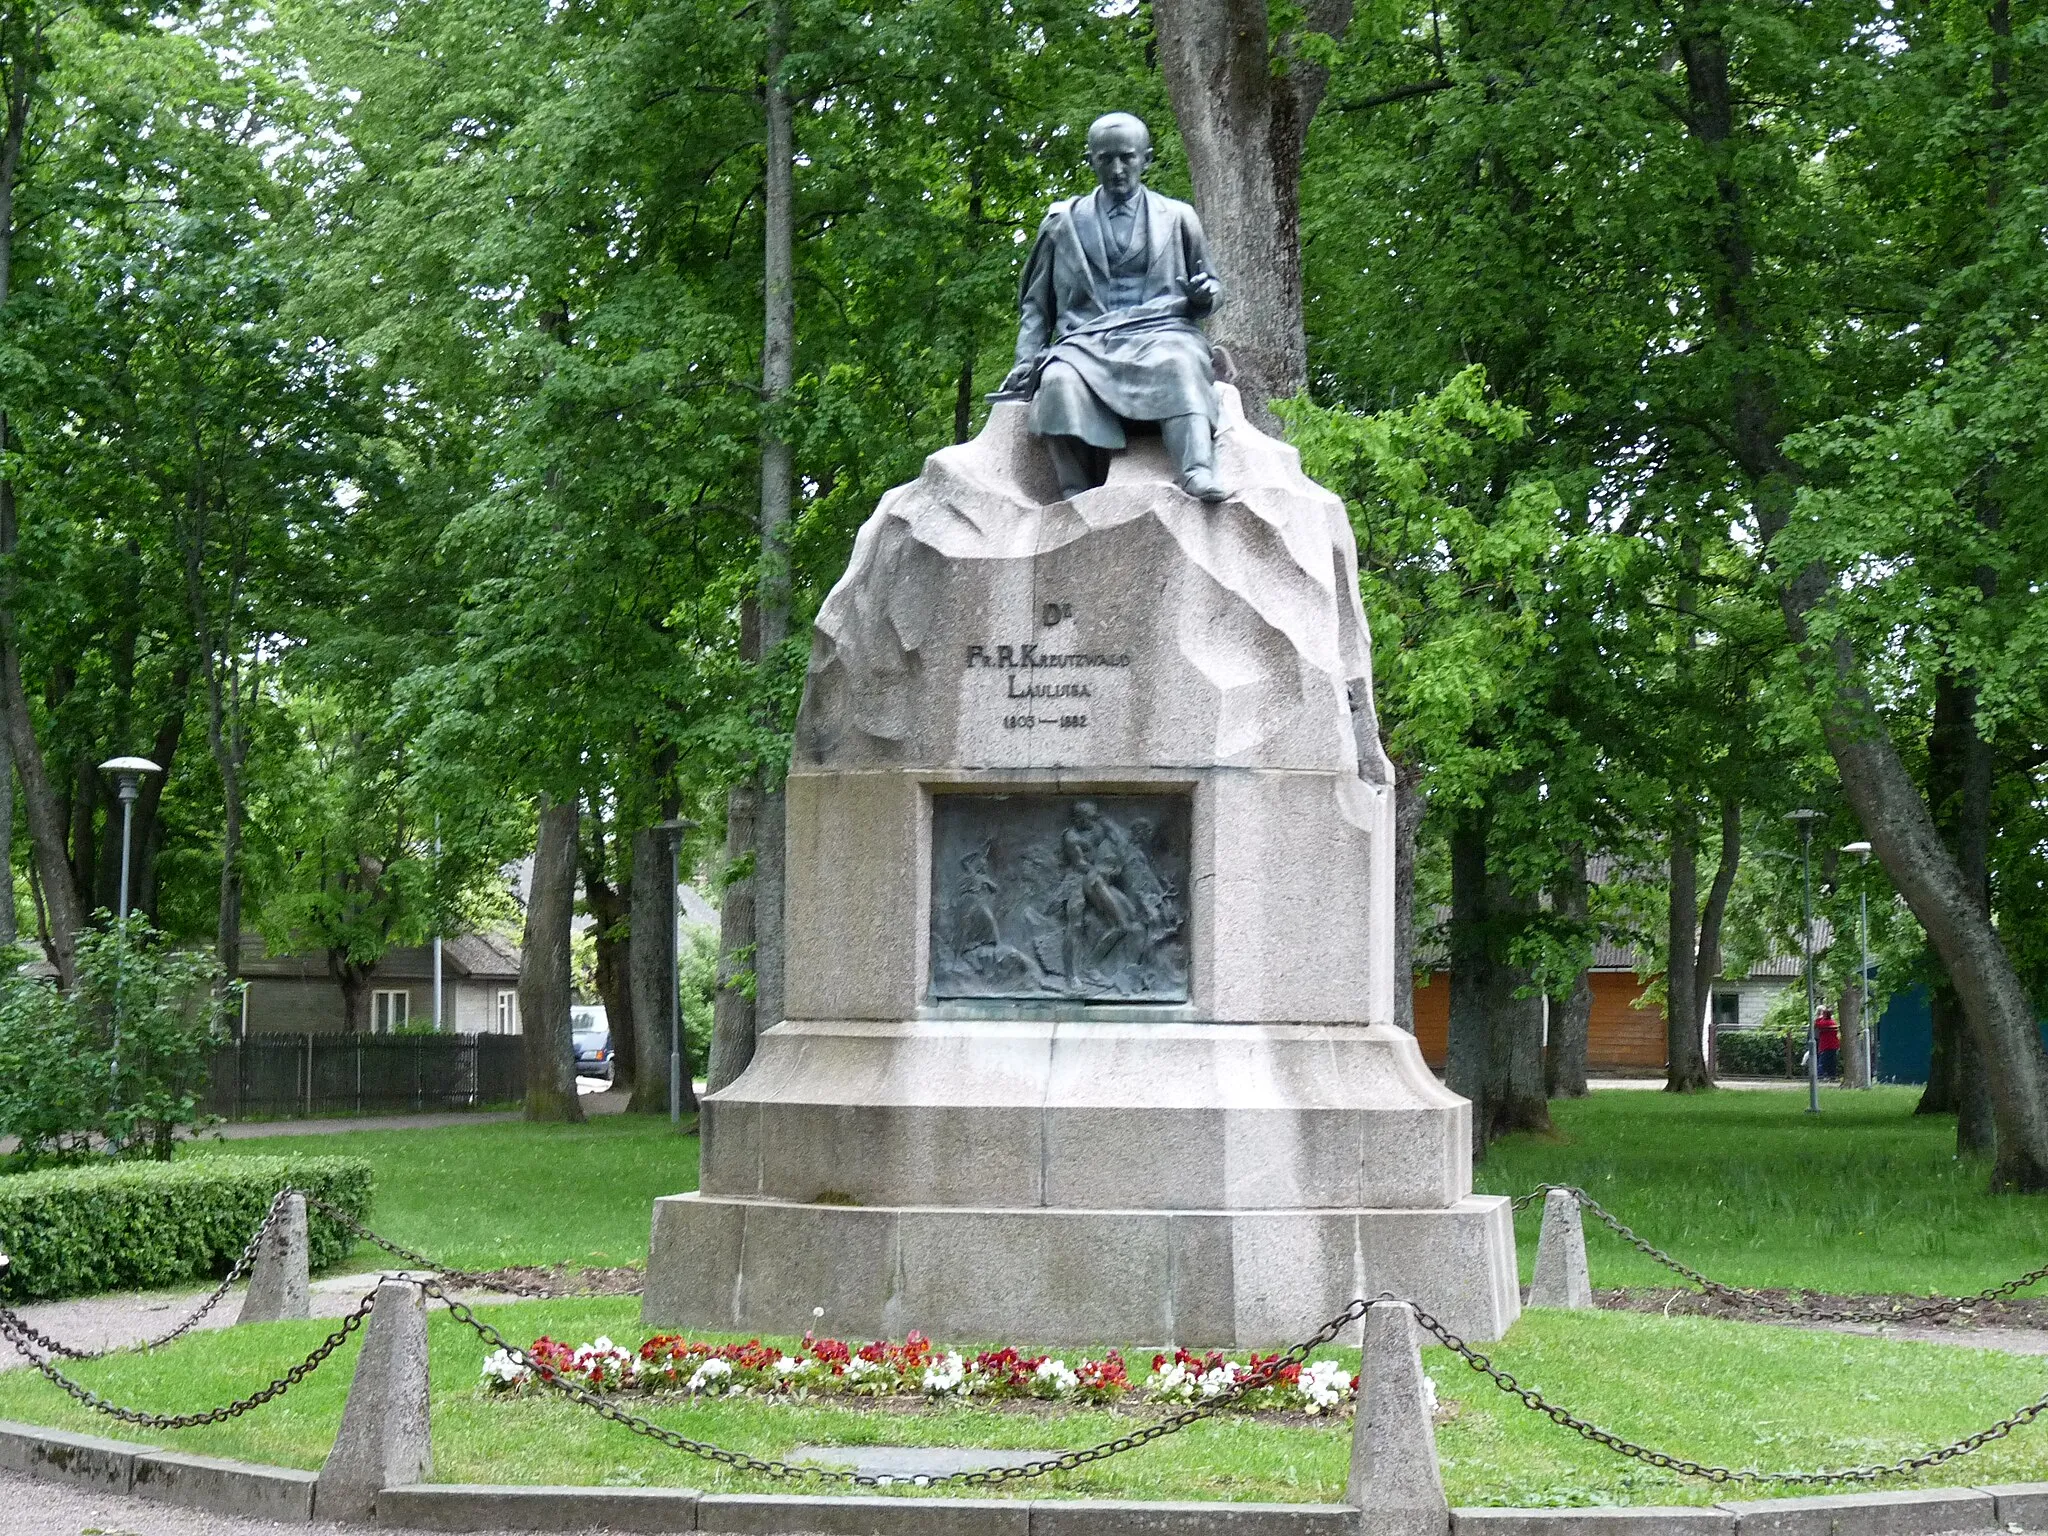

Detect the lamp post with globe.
xmin=98 ymin=755 xmax=162 ymax=1112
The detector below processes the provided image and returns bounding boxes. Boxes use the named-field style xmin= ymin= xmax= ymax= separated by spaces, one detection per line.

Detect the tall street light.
xmin=99 ymin=755 xmax=162 ymax=1113
xmin=1843 ymin=840 xmax=1874 ymax=1088
xmin=1786 ymin=808 xmax=1822 ymax=1114
xmin=654 ymin=817 xmax=699 ymax=1128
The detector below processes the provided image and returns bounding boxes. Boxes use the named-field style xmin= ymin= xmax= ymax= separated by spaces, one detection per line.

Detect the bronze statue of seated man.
xmin=996 ymin=112 xmax=1229 ymax=504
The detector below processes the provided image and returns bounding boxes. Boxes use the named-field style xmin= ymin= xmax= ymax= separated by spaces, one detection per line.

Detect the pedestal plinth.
xmin=643 ymin=388 xmax=1520 ymax=1347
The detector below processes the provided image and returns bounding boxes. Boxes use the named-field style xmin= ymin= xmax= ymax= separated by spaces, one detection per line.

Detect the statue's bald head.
xmin=1086 ymin=113 xmax=1152 ymax=154
xmin=1085 ymin=113 xmax=1153 ymax=202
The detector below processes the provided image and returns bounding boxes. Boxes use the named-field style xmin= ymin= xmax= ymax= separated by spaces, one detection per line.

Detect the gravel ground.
xmin=1 ymin=1273 xmax=510 ymax=1374
xmin=0 ymin=1467 xmax=568 ymax=1535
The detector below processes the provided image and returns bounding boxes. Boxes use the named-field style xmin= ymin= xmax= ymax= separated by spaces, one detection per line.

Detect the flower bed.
xmin=481 ymin=1330 xmax=1363 ymax=1417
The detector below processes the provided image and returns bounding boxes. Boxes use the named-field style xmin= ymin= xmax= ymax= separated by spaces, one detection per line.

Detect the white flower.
xmin=480 ymin=1349 xmax=530 ymax=1389
xmin=844 ymin=1355 xmax=886 ymax=1383
xmin=1196 ymin=1362 xmax=1240 ymax=1399
xmin=922 ymin=1351 xmax=969 ymax=1396
xmin=773 ymin=1355 xmax=810 ymax=1377
xmin=1032 ymin=1357 xmax=1078 ymax=1397
xmin=687 ymin=1358 xmax=735 ymax=1396
xmin=1422 ymin=1373 xmax=1439 ymax=1417
xmin=1298 ymin=1359 xmax=1353 ymax=1415
xmin=1146 ymin=1360 xmax=1195 ymax=1401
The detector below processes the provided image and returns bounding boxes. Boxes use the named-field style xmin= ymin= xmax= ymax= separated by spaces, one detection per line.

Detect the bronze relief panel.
xmin=929 ymin=792 xmax=1191 ymax=1003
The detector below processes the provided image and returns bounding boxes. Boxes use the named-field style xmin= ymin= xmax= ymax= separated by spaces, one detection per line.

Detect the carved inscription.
xmin=965 ymin=601 xmax=1126 ymax=731
xmin=930 ymin=793 xmax=1190 ymax=1003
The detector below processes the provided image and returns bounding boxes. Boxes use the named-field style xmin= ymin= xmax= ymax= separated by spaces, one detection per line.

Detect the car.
xmin=571 ymin=1007 xmax=614 ymax=1083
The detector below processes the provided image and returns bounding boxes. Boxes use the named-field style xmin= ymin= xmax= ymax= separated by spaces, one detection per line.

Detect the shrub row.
xmin=1716 ymin=1027 xmax=1797 ymax=1078
xmin=0 ymin=1155 xmax=374 ymax=1301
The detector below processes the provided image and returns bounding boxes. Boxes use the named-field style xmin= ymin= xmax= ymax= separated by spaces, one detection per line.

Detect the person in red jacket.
xmin=1815 ymin=1008 xmax=1841 ymax=1080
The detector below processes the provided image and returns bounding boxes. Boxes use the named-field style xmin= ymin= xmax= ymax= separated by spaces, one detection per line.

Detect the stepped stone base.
xmin=642 ymin=1190 xmax=1518 ymax=1348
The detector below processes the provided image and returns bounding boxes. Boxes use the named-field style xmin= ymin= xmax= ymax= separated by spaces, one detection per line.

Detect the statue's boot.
xmin=1162 ymin=414 xmax=1228 ymax=503
xmin=1045 ymin=435 xmax=1109 ymax=500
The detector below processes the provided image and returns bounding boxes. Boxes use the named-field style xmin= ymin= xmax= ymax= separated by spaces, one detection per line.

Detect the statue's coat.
xmin=1013 ymin=187 xmax=1220 ymax=448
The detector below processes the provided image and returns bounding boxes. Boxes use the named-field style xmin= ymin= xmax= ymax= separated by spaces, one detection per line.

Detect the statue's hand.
xmin=999 ymin=359 xmax=1037 ymax=395
xmin=1183 ymin=273 xmax=1220 ymax=316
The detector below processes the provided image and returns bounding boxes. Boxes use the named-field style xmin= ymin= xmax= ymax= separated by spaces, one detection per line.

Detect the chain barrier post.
xmin=237 ymin=1192 xmax=310 ymax=1325
xmin=1528 ymin=1187 xmax=1593 ymax=1310
xmin=317 ymin=1279 xmax=431 ymax=1519
xmin=1347 ymin=1300 xmax=1448 ymax=1536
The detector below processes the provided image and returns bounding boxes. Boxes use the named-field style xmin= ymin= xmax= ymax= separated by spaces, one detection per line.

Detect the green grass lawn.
xmin=1 ymin=1304 xmax=2043 ymax=1505
xmin=1480 ymin=1086 xmax=2048 ymax=1295
xmin=182 ymin=1116 xmax=700 ymax=1272
xmin=170 ymin=1086 xmax=2048 ymax=1296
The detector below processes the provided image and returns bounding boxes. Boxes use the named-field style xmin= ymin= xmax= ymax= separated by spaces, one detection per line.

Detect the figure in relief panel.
xmin=931 ymin=795 xmax=1190 ymax=1003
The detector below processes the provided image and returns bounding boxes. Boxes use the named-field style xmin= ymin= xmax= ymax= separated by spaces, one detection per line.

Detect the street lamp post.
xmin=98 ymin=755 xmax=162 ymax=1113
xmin=1786 ymin=808 xmax=1822 ymax=1113
xmin=1843 ymin=840 xmax=1873 ymax=1088
xmin=654 ymin=817 xmax=699 ymax=1128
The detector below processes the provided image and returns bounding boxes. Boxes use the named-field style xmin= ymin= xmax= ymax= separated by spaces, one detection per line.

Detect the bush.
xmin=0 ymin=1154 xmax=374 ymax=1301
xmin=0 ymin=924 xmax=233 ymax=1163
xmin=1717 ymin=1027 xmax=1797 ymax=1077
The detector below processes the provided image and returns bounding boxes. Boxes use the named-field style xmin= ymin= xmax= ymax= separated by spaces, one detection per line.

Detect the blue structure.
xmin=1875 ymin=985 xmax=1931 ymax=1085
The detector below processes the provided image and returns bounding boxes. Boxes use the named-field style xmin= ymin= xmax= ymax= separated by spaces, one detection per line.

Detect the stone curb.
xmin=0 ymin=1421 xmax=2040 ymax=1535
xmin=133 ymin=1448 xmax=319 ymax=1520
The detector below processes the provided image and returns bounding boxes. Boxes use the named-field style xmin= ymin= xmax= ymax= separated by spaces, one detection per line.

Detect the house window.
xmin=1711 ymin=991 xmax=1742 ymax=1027
xmin=495 ymin=989 xmax=521 ymax=1035
xmin=372 ymin=990 xmax=410 ymax=1034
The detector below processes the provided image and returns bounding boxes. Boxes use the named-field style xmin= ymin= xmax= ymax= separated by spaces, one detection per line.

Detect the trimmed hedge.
xmin=0 ymin=1155 xmax=374 ymax=1301
xmin=1717 ymin=1027 xmax=1797 ymax=1078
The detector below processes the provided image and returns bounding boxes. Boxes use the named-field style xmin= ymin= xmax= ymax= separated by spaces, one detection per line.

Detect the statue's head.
xmin=1085 ymin=113 xmax=1152 ymax=203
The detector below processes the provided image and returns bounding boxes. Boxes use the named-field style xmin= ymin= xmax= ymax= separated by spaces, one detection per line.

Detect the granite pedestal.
xmin=644 ymin=388 xmax=1519 ymax=1346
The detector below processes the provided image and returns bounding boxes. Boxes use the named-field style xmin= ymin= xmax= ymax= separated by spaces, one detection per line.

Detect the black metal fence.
xmin=201 ymin=1032 xmax=527 ymax=1120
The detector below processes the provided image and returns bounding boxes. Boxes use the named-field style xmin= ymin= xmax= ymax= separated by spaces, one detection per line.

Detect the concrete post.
xmin=236 ymin=1193 xmax=310 ymax=1325
xmin=316 ymin=1280 xmax=431 ymax=1520
xmin=1528 ymin=1187 xmax=1593 ymax=1309
xmin=1347 ymin=1300 xmax=1449 ymax=1536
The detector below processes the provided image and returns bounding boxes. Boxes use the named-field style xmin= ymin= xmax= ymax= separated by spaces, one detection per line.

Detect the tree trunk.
xmin=332 ymin=957 xmax=371 ymax=1035
xmin=579 ymin=809 xmax=634 ymax=1096
xmin=1665 ymin=813 xmax=1708 ymax=1091
xmin=1804 ymin=653 xmax=2048 ymax=1188
xmin=0 ymin=635 xmax=81 ymax=984
xmin=1545 ymin=847 xmax=1590 ymax=1099
xmin=1446 ymin=809 xmax=1491 ymax=1156
xmin=1389 ymin=751 xmax=1424 ymax=1033
xmin=755 ymin=0 xmax=793 ymax=1056
xmin=708 ymin=777 xmax=760 ymax=1093
xmin=1958 ymin=1030 xmax=1997 ymax=1158
xmin=1488 ymin=872 xmax=1551 ymax=1137
xmin=1926 ymin=669 xmax=1998 ymax=1156
xmin=520 ymin=798 xmax=585 ymax=1123
xmin=0 ymin=74 xmax=66 ymax=976
xmin=1693 ymin=797 xmax=1740 ymax=1081
xmin=0 ymin=695 xmax=14 ymax=949
xmin=1920 ymin=983 xmax=1961 ymax=1114
xmin=1152 ymin=0 xmax=1354 ymax=426
xmin=1838 ymin=977 xmax=1870 ymax=1091
xmin=628 ymin=823 xmax=695 ymax=1115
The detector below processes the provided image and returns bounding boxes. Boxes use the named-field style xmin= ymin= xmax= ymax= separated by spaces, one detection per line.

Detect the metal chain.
xmin=5 ymin=1191 xmax=296 ymax=1361
xmin=300 ymin=1193 xmax=554 ymax=1299
xmin=426 ymin=1279 xmax=1375 ymax=1488
xmin=1410 ymin=1297 xmax=2048 ymax=1484
xmin=0 ymin=1286 xmax=379 ymax=1429
xmin=1525 ymin=1185 xmax=2048 ymax=1324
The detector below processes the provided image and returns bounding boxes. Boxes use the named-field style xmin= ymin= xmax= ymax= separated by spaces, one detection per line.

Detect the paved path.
xmin=0 ymin=1466 xmax=550 ymax=1535
xmin=2 ymin=1273 xmax=508 ymax=1373
xmin=184 ymin=1083 xmax=634 ymax=1142
xmin=1589 ymin=1078 xmax=1808 ymax=1091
